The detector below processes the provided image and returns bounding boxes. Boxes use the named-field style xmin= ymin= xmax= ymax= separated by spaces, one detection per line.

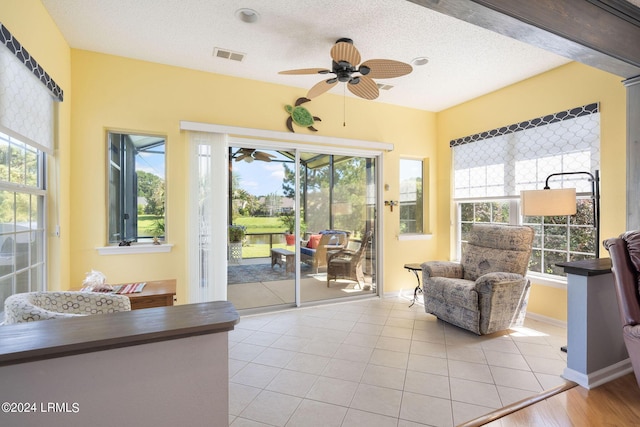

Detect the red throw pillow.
xmin=307 ymin=234 xmax=322 ymax=249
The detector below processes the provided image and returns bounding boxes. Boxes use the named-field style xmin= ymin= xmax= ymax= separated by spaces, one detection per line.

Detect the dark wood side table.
xmin=404 ymin=263 xmax=423 ymax=307
xmin=72 ymin=279 xmax=176 ymax=310
xmin=125 ymin=279 xmax=176 ymax=310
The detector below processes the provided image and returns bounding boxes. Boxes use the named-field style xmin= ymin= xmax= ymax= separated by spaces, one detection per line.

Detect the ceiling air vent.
xmin=377 ymin=83 xmax=394 ymax=91
xmin=213 ymin=48 xmax=245 ymax=62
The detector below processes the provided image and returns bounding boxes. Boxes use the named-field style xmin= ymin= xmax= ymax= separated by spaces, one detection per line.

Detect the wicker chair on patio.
xmin=327 ymin=231 xmax=372 ymax=289
xmin=300 ymin=230 xmax=349 ymax=273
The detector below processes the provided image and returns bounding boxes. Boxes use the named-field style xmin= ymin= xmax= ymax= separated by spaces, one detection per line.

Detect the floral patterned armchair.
xmin=421 ymin=224 xmax=534 ymax=335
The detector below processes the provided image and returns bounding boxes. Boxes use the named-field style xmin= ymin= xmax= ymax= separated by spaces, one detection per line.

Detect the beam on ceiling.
xmin=406 ymin=0 xmax=640 ymax=79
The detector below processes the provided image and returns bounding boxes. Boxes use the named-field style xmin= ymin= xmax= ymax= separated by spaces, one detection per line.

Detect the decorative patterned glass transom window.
xmin=452 ymin=103 xmax=600 ymax=277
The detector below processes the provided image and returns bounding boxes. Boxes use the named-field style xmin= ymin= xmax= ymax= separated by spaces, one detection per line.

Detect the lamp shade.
xmin=520 ymin=188 xmax=577 ymax=216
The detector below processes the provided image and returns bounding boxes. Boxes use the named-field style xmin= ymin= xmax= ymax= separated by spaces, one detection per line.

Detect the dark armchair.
xmin=422 ymin=224 xmax=534 ymax=335
xmin=603 ymin=230 xmax=640 ymax=388
xmin=327 ymin=231 xmax=372 ymax=289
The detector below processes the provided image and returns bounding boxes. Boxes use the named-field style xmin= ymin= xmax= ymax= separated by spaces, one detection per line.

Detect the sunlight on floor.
xmin=509 ymin=327 xmax=550 ymax=337
xmin=228 ymin=295 xmax=569 ymax=427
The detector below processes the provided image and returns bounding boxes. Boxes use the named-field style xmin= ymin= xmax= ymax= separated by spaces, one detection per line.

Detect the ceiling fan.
xmin=234 ymin=148 xmax=276 ymax=163
xmin=279 ymin=38 xmax=413 ymax=100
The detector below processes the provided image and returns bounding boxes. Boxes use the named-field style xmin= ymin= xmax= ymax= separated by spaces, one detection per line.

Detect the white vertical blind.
xmin=188 ymin=131 xmax=228 ymax=303
xmin=0 ymin=45 xmax=53 ymax=155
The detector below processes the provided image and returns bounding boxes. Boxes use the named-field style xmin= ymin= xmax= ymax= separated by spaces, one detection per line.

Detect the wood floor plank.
xmin=477 ymin=374 xmax=640 ymax=427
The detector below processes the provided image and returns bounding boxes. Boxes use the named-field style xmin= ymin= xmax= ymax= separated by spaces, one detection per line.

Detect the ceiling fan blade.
xmin=253 ymin=151 xmax=275 ymax=162
xmin=348 ymin=76 xmax=379 ymax=100
xmin=279 ymin=68 xmax=331 ymax=75
xmin=235 ymin=153 xmax=249 ymax=162
xmin=330 ymin=42 xmax=361 ymax=67
xmin=360 ymin=59 xmax=413 ymax=79
xmin=307 ymin=79 xmax=338 ymax=99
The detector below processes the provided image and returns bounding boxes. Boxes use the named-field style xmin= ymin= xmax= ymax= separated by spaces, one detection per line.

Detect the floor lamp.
xmin=520 ymin=170 xmax=601 ymax=258
xmin=521 ymin=170 xmax=600 ymax=353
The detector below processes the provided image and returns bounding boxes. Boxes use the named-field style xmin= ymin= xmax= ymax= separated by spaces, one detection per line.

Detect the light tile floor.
xmin=228 ymin=296 xmax=567 ymax=427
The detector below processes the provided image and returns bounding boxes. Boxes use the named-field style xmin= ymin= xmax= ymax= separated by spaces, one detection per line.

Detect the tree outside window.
xmin=399 ymin=159 xmax=423 ymax=234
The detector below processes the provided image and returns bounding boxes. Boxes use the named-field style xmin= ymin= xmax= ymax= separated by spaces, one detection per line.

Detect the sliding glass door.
xmin=193 ymin=136 xmax=379 ymax=311
xmin=299 ymin=152 xmax=377 ymax=303
xmin=226 ymin=146 xmax=297 ymax=310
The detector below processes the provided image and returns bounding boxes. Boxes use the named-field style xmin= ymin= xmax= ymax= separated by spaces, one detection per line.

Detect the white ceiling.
xmin=41 ymin=0 xmax=572 ymax=112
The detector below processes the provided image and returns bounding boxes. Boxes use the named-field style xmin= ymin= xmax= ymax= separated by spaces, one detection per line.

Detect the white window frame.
xmin=452 ymin=104 xmax=601 ymax=281
xmin=0 ymin=133 xmax=47 ymax=309
xmin=0 ymin=25 xmax=60 ymax=311
xmin=399 ymin=158 xmax=424 ymax=235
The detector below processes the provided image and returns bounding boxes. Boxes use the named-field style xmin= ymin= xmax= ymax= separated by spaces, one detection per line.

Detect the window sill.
xmin=96 ymin=244 xmax=174 ymax=255
xmin=527 ymin=273 xmax=567 ymax=289
xmin=398 ymin=233 xmax=433 ymax=241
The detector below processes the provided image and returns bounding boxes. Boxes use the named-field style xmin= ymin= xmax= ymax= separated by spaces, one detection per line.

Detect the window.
xmin=107 ymin=132 xmax=166 ymax=244
xmin=0 ymin=26 xmax=61 ymax=309
xmin=524 ymin=198 xmax=596 ymax=276
xmin=452 ymin=104 xmax=600 ymax=278
xmin=399 ymin=159 xmax=423 ymax=234
xmin=0 ymin=132 xmax=45 ymax=307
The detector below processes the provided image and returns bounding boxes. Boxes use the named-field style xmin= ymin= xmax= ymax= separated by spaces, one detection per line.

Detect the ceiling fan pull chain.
xmin=343 ymin=85 xmax=347 ymax=127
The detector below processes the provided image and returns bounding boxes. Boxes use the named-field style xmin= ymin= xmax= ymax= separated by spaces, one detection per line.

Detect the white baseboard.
xmin=525 ymin=311 xmax=567 ymax=329
xmin=563 ymin=359 xmax=633 ymax=389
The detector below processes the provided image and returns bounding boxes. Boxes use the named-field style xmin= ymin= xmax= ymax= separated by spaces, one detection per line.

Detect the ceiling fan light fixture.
xmin=235 ymin=8 xmax=259 ymax=24
xmin=280 ymin=38 xmax=412 ymax=101
xmin=411 ymin=57 xmax=429 ymax=66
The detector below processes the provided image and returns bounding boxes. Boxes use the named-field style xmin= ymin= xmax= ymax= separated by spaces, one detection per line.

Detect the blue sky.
xmin=136 ymin=150 xmax=165 ymax=179
xmin=232 ymin=157 xmax=287 ymax=197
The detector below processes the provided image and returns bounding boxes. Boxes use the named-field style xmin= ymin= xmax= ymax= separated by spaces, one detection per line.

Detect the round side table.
xmin=404 ymin=263 xmax=423 ymax=307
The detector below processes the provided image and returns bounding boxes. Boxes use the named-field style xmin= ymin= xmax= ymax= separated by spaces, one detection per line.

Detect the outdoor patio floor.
xmin=227 ymin=258 xmax=375 ymax=310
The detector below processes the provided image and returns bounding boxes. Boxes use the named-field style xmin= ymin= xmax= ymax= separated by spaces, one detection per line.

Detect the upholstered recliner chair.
xmin=3 ymin=291 xmax=131 ymax=325
xmin=603 ymin=230 xmax=640 ymax=388
xmin=422 ymin=224 xmax=534 ymax=335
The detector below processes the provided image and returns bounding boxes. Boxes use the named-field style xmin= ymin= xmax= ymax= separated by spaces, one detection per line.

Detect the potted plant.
xmin=228 ymin=224 xmax=246 ymax=263
xmin=228 ymin=224 xmax=246 ymax=243
xmin=150 ymin=219 xmax=165 ymax=245
xmin=279 ymin=212 xmax=305 ymax=245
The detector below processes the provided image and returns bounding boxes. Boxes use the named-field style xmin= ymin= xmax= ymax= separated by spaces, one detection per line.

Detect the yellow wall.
xmin=436 ymin=62 xmax=627 ymax=321
xmin=69 ymin=50 xmax=437 ymax=302
xmin=0 ymin=0 xmax=72 ymax=290
xmin=2 ymin=2 xmax=629 ymax=321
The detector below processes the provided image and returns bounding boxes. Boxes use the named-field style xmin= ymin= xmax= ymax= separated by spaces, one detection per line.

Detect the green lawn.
xmin=234 ymin=216 xmax=286 ymax=234
xmin=138 ymin=214 xmax=163 ymax=236
xmin=241 ymin=242 xmax=292 ymax=258
xmin=232 ymin=216 xmax=292 ymax=258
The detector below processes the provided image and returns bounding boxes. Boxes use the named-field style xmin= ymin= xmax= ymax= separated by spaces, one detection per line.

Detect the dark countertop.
xmin=0 ymin=301 xmax=239 ymax=366
xmin=556 ymin=258 xmax=612 ymax=276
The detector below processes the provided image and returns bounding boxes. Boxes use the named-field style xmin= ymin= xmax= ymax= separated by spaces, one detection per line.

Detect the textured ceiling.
xmin=41 ymin=0 xmax=572 ymax=112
